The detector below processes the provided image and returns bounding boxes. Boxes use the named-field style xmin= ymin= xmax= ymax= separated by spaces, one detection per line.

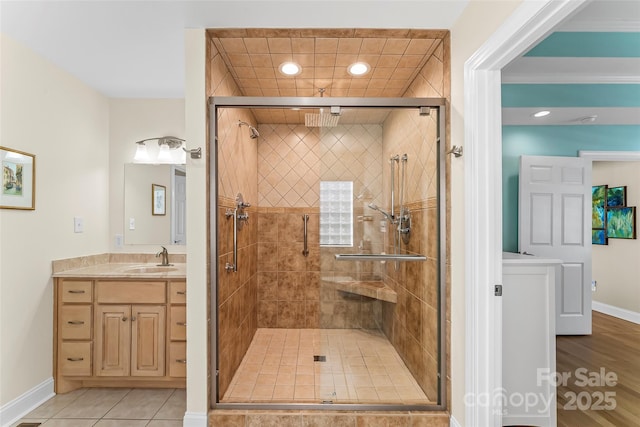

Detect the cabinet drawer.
xmin=170 ymin=306 xmax=186 ymax=340
xmin=60 ymin=306 xmax=92 ymax=340
xmin=169 ymin=342 xmax=186 ymax=377
xmin=170 ymin=281 xmax=186 ymax=304
xmin=96 ymin=281 xmax=166 ymax=303
xmin=61 ymin=281 xmax=93 ymax=303
xmin=60 ymin=342 xmax=91 ymax=376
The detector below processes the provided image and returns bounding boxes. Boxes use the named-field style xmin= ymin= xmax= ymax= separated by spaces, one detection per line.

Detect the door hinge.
xmin=494 ymin=284 xmax=502 ymax=296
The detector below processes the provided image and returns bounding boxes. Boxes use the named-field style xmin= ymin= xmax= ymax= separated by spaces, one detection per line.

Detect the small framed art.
xmin=1 ymin=146 xmax=35 ymax=210
xmin=152 ymin=184 xmax=166 ymax=216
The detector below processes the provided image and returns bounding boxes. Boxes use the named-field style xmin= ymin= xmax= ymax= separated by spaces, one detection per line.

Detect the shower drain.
xmin=313 ymin=355 xmax=326 ymax=362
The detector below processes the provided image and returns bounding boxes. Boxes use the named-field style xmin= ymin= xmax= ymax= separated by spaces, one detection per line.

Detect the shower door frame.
xmin=209 ymin=96 xmax=447 ymax=412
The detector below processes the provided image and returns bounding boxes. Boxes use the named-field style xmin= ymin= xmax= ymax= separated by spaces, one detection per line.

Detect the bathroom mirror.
xmin=124 ymin=164 xmax=186 ymax=245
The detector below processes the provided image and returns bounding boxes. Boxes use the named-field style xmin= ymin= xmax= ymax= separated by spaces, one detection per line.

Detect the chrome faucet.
xmin=156 ymin=246 xmax=172 ymax=266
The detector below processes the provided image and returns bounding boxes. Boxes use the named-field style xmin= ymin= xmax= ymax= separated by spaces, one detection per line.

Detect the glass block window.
xmin=320 ymin=181 xmax=353 ymax=247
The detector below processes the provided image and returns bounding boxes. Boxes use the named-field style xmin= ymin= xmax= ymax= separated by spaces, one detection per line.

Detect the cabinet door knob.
xmin=122 ymin=317 xmax=128 ymax=321
xmin=67 ymin=357 xmax=84 ymax=362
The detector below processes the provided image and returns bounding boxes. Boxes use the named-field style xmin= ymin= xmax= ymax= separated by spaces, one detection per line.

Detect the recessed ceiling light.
xmin=580 ymin=115 xmax=598 ymax=124
xmin=533 ymin=110 xmax=551 ymax=118
xmin=279 ymin=62 xmax=301 ymax=76
xmin=348 ymin=62 xmax=370 ymax=76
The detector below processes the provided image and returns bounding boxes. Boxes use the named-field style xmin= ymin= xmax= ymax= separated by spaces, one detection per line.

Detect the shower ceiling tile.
xmin=208 ymin=28 xmax=445 ymax=116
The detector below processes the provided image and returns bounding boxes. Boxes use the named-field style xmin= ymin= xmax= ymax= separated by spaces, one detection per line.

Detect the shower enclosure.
xmin=211 ymin=96 xmax=446 ymax=411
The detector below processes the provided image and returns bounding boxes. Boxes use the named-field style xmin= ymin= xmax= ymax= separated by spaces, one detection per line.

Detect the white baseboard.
xmin=593 ymin=301 xmax=640 ymax=324
xmin=0 ymin=378 xmax=54 ymax=427
xmin=183 ymin=411 xmax=207 ymax=427
xmin=450 ymin=415 xmax=462 ymax=427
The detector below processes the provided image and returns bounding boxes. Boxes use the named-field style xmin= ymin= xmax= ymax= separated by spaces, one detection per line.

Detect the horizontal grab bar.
xmin=334 ymin=254 xmax=426 ymax=262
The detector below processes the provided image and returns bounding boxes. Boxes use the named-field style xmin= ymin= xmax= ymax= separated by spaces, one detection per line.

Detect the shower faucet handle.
xmin=239 ymin=201 xmax=251 ymax=208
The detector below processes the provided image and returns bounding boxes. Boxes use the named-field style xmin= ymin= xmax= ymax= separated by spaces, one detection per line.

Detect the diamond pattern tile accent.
xmin=258 ymin=124 xmax=384 ymax=208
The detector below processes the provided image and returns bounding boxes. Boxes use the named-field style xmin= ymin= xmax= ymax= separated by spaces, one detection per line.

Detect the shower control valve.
xmin=237 ymin=212 xmax=249 ymax=222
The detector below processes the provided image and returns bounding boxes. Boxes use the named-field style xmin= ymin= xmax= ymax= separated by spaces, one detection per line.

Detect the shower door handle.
xmin=302 ymin=214 xmax=309 ymax=257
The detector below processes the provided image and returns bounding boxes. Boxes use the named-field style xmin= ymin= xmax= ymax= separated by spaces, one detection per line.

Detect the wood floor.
xmin=556 ymin=311 xmax=640 ymax=427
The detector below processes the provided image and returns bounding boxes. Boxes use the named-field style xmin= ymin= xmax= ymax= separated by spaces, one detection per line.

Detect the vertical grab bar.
xmin=225 ymin=207 xmax=238 ymax=272
xmin=302 ymin=214 xmax=309 ymax=257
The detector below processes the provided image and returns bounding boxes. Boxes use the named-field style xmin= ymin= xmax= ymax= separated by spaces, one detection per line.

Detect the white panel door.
xmin=519 ymin=155 xmax=592 ymax=335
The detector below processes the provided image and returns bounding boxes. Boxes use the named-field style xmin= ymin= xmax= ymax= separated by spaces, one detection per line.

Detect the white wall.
xmin=184 ymin=29 xmax=209 ymax=419
xmin=0 ymin=34 xmax=110 ymax=406
xmin=450 ymin=1 xmax=522 ymax=424
xmin=108 ymin=98 xmax=185 ymax=253
xmin=592 ymin=161 xmax=640 ymax=313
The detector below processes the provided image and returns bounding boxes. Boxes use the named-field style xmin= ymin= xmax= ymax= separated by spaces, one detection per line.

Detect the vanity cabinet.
xmin=54 ymin=277 xmax=185 ymax=393
xmin=168 ymin=281 xmax=187 ymax=377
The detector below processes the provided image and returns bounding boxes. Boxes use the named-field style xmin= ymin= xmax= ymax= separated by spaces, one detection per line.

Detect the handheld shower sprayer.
xmin=368 ymin=203 xmax=395 ymax=224
xmin=238 ymin=120 xmax=260 ymax=139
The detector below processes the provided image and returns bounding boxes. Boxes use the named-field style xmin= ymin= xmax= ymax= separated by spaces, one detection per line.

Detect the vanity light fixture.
xmin=133 ymin=136 xmax=186 ymax=164
xmin=533 ymin=110 xmax=551 ymax=118
xmin=279 ymin=62 xmax=301 ymax=76
xmin=348 ymin=62 xmax=370 ymax=76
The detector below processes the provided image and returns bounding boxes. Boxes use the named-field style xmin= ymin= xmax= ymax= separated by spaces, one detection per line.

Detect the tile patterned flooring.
xmin=11 ymin=388 xmax=185 ymax=427
xmin=222 ymin=328 xmax=432 ymax=404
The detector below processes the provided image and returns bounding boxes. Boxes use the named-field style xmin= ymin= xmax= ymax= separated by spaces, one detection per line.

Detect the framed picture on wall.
xmin=1 ymin=146 xmax=36 ymax=210
xmin=152 ymin=184 xmax=166 ymax=216
xmin=607 ymin=186 xmax=627 ymax=207
xmin=592 ymin=229 xmax=608 ymax=245
xmin=606 ymin=206 xmax=636 ymax=239
xmin=592 ymin=184 xmax=607 ymax=229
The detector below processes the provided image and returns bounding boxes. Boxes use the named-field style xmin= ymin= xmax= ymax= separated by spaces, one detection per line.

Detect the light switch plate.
xmin=73 ymin=217 xmax=84 ymax=233
xmin=129 ymin=217 xmax=135 ymax=230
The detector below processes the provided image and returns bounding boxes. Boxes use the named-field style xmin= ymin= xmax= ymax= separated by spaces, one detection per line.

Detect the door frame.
xmin=464 ymin=0 xmax=588 ymax=425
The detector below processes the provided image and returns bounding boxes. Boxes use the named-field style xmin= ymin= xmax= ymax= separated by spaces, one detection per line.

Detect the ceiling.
xmin=2 ymin=0 xmax=638 ymax=126
xmin=502 ymin=0 xmax=640 ymax=126
xmin=0 ymin=0 xmax=467 ymax=98
xmin=209 ymin=28 xmax=446 ymax=98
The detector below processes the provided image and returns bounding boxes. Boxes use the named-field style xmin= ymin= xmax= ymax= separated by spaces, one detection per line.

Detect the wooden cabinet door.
xmin=131 ymin=305 xmax=165 ymax=377
xmin=95 ymin=305 xmax=130 ymax=376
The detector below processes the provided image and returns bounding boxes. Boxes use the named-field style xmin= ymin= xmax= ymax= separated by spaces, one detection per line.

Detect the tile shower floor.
xmin=11 ymin=388 xmax=185 ymax=427
xmin=222 ymin=328 xmax=432 ymax=404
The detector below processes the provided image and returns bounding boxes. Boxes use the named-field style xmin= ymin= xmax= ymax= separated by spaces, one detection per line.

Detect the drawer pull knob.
xmin=67 ymin=357 xmax=84 ymax=362
xmin=176 ymin=359 xmax=187 ymax=364
xmin=68 ymin=290 xmax=85 ymax=294
xmin=176 ymin=322 xmax=187 ymax=326
xmin=67 ymin=321 xmax=85 ymax=325
xmin=122 ymin=317 xmax=128 ymax=321
xmin=176 ymin=291 xmax=186 ymax=295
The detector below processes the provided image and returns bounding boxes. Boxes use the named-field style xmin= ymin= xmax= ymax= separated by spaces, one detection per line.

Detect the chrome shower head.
xmin=238 ymin=120 xmax=260 ymax=139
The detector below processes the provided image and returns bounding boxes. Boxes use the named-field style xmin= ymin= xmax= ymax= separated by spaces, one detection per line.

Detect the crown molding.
xmin=502 ymin=57 xmax=640 ymax=83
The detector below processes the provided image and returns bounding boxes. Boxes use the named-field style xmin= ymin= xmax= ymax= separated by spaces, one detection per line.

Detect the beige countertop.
xmin=52 ymin=262 xmax=186 ymax=279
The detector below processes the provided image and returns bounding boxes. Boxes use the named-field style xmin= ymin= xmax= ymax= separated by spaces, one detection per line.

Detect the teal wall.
xmin=502 ymin=125 xmax=640 ymax=252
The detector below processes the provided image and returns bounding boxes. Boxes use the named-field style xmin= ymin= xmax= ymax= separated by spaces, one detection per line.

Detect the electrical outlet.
xmin=115 ymin=234 xmax=123 ymax=249
xmin=129 ymin=217 xmax=135 ymax=230
xmin=592 ymin=280 xmax=597 ymax=292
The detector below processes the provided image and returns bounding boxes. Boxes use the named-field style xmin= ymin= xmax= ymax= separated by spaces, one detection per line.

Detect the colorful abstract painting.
xmin=606 ymin=207 xmax=636 ymax=239
xmin=592 ymin=185 xmax=607 ymax=229
xmin=607 ymin=186 xmax=627 ymax=207
xmin=592 ymin=229 xmax=608 ymax=245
